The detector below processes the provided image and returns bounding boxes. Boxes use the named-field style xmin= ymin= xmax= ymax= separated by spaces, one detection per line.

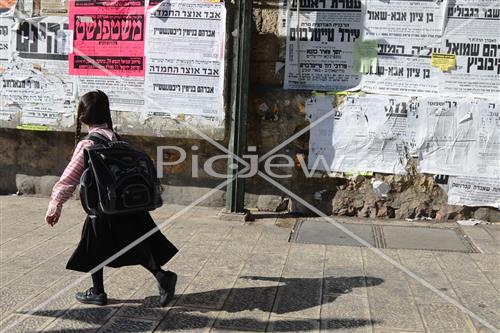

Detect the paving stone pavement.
xmin=0 ymin=196 xmax=499 ymax=333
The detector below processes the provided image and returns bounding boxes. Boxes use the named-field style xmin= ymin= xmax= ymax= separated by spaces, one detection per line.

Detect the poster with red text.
xmin=69 ymin=0 xmax=145 ymax=77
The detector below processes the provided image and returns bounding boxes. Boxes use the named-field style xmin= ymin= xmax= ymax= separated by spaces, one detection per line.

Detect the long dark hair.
xmin=74 ymin=90 xmax=114 ymax=146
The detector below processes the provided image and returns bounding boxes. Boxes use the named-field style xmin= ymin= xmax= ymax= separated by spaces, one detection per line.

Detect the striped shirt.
xmin=46 ymin=124 xmax=117 ymax=219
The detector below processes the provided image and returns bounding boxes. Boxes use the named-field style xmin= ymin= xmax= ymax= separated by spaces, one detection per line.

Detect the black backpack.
xmin=79 ymin=133 xmax=163 ymax=216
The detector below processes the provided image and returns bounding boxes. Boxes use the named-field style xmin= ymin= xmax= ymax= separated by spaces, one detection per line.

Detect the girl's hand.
xmin=45 ymin=201 xmax=62 ymax=227
xmin=45 ymin=213 xmax=59 ymax=227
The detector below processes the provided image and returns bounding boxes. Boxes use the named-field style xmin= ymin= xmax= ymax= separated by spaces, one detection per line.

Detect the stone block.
xmin=253 ymin=6 xmax=279 ymax=34
xmin=474 ymin=207 xmax=500 ymax=222
xmin=252 ymin=61 xmax=285 ymax=85
xmin=15 ymin=174 xmax=39 ymax=195
xmin=256 ymin=194 xmax=286 ymax=211
xmin=39 ymin=175 xmax=59 ymax=196
xmin=252 ymin=34 xmax=282 ymax=62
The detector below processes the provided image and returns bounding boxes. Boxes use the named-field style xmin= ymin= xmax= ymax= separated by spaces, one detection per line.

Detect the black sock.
xmin=91 ymin=269 xmax=105 ymax=294
xmin=141 ymin=263 xmax=167 ymax=284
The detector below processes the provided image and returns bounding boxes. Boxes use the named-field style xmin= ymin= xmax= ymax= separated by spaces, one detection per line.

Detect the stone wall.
xmin=247 ymin=1 xmax=499 ymax=221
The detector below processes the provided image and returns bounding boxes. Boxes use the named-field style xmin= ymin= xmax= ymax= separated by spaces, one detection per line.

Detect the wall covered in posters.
xmin=281 ymin=0 xmax=500 ymax=96
xmin=0 ymin=0 xmax=227 ymax=135
xmin=1 ymin=0 xmax=499 ymax=211
xmin=289 ymin=0 xmax=500 ymax=208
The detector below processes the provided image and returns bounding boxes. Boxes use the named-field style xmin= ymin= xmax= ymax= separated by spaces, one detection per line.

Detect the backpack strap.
xmin=85 ymin=132 xmax=111 ymax=145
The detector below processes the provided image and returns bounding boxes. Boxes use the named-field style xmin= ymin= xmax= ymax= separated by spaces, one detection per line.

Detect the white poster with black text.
xmin=143 ymin=0 xmax=226 ymax=124
xmin=416 ymin=97 xmax=499 ymax=178
xmin=283 ymin=0 xmax=363 ymax=91
xmin=1 ymin=16 xmax=76 ymax=128
xmin=361 ymin=0 xmax=447 ymax=95
xmin=439 ymin=0 xmax=500 ymax=96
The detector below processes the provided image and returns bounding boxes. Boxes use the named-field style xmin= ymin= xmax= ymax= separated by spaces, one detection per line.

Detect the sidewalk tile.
xmin=373 ymin=328 xmax=424 ymax=333
xmin=0 ymin=270 xmax=24 ymax=288
xmin=419 ymin=304 xmax=476 ymax=333
xmin=155 ymin=307 xmax=217 ymax=332
xmin=321 ymin=293 xmax=372 ymax=333
xmin=14 ymin=266 xmax=69 ymax=288
xmin=43 ymin=305 xmax=117 ymax=333
xmin=178 ymin=274 xmax=238 ymax=310
xmin=99 ymin=316 xmax=158 ymax=333
xmin=323 ymin=276 xmax=374 ymax=297
xmin=461 ymin=227 xmax=499 ymax=254
xmin=0 ymin=313 xmax=54 ymax=333
xmin=214 ymin=311 xmax=269 ymax=332
xmin=325 ymin=246 xmax=364 ymax=271
xmin=434 ymin=252 xmax=492 ymax=285
xmin=0 ymin=283 xmax=41 ymax=316
xmin=366 ymin=278 xmax=425 ymax=332
xmin=267 ymin=316 xmax=320 ymax=333
xmin=115 ymin=280 xmax=171 ymax=321
xmin=397 ymin=250 xmax=460 ymax=304
xmin=272 ymin=277 xmax=322 ymax=319
xmin=469 ymin=254 xmax=500 ymax=293
xmin=449 ymin=282 xmax=500 ymax=332
xmin=1 ymin=197 xmax=499 ymax=333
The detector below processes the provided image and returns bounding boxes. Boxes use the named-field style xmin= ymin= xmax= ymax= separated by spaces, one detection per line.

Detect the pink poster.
xmin=69 ymin=0 xmax=145 ymax=77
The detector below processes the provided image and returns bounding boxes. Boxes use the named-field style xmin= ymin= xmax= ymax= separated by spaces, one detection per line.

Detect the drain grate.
xmin=290 ymin=220 xmax=480 ymax=253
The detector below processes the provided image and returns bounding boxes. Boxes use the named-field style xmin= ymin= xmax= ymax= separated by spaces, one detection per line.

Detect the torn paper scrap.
xmin=457 ymin=219 xmax=490 ymax=226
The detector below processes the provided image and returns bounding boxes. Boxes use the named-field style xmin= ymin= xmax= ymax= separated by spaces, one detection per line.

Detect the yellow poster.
xmin=431 ymin=53 xmax=457 ymax=72
xmin=17 ymin=124 xmax=50 ymax=131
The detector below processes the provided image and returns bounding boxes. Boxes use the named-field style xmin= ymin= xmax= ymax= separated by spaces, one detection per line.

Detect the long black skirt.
xmin=66 ymin=211 xmax=178 ymax=272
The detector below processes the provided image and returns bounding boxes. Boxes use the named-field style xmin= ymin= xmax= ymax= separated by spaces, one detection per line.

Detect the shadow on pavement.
xmin=178 ymin=276 xmax=384 ymax=314
xmin=20 ymin=276 xmax=384 ymax=332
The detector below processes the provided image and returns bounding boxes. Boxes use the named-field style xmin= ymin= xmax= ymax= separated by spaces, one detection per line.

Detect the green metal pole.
xmin=226 ymin=0 xmax=252 ymax=212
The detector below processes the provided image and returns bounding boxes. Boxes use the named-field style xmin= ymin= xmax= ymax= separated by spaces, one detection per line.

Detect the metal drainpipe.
xmin=226 ymin=0 xmax=253 ymax=213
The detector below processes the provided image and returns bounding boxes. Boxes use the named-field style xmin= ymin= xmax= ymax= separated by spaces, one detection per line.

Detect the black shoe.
xmin=75 ymin=287 xmax=108 ymax=306
xmin=158 ymin=271 xmax=177 ymax=307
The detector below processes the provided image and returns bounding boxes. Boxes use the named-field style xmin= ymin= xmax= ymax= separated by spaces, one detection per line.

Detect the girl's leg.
xmin=91 ymin=269 xmax=105 ymax=294
xmin=141 ymin=261 xmax=177 ymax=307
xmin=75 ymin=268 xmax=107 ymax=305
xmin=141 ymin=262 xmax=167 ymax=282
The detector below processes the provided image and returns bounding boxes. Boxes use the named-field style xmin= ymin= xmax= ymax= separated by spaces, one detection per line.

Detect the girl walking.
xmin=45 ymin=90 xmax=178 ymax=307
